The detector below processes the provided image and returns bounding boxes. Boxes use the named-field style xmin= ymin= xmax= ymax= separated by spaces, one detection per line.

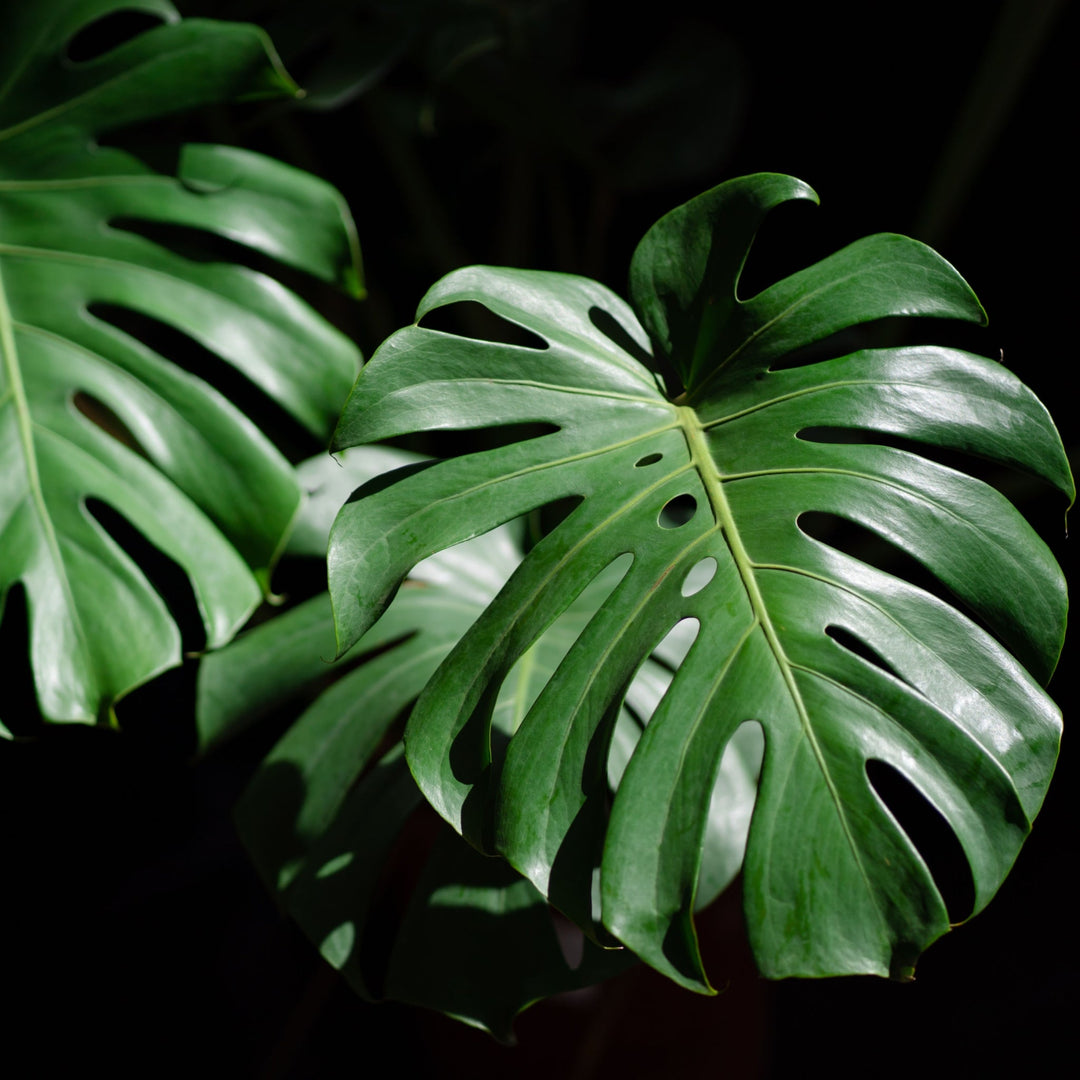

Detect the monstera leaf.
xmin=328 ymin=174 xmax=1071 ymax=988
xmin=199 ymin=447 xmax=728 ymax=1035
xmin=0 ymin=0 xmax=360 ymax=727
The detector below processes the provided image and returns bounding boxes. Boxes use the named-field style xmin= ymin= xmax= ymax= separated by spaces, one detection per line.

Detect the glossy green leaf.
xmin=198 ymin=447 xmax=653 ymax=1033
xmin=329 ymin=174 xmax=1071 ymax=988
xmin=0 ymin=0 xmax=361 ymax=725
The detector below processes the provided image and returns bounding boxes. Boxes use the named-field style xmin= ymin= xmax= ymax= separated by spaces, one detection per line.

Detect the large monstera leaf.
xmin=0 ymin=1 xmax=360 ymax=727
xmin=329 ymin=174 xmax=1072 ymax=987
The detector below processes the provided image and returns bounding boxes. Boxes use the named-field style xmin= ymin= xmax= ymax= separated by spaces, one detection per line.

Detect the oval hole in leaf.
xmin=549 ymin=907 xmax=586 ymax=971
xmin=497 ymin=552 xmax=633 ymax=740
xmin=696 ymin=719 xmax=764 ymax=911
xmin=658 ymin=493 xmax=697 ymax=530
xmin=64 ymin=9 xmax=166 ymax=63
xmin=635 ymin=452 xmax=663 ymax=468
xmin=85 ymin=498 xmax=206 ymax=653
xmin=681 ymin=557 xmax=717 ymax=597
xmin=418 ymin=300 xmax=548 ymax=350
xmin=651 ymin=617 xmax=700 ymax=676
xmin=866 ymin=759 xmax=975 ymax=923
xmin=88 ymin=303 xmax=315 ymax=462
xmin=73 ymin=392 xmax=151 ymax=462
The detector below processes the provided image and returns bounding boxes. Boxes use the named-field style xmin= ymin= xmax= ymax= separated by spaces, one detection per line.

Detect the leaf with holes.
xmin=329 ymin=174 xmax=1072 ymax=987
xmin=0 ymin=0 xmax=360 ymax=727
xmin=196 ymin=447 xmax=684 ymax=1035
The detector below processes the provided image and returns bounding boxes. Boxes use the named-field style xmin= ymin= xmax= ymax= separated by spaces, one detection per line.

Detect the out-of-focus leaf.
xmin=0 ymin=0 xmax=361 ymax=725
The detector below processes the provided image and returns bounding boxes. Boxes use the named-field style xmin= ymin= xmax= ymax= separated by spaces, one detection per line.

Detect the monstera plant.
xmin=2 ymin=0 xmax=1071 ymax=1050
xmin=0 ymin=0 xmax=360 ymax=733
xmin=327 ymin=174 xmax=1071 ymax=992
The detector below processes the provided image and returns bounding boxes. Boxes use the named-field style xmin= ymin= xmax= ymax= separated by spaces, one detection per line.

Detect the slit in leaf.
xmin=866 ymin=759 xmax=975 ymax=924
xmin=85 ymin=498 xmax=206 ymax=654
xmin=357 ymin=799 xmax=443 ymax=998
xmin=797 ymin=425 xmax=1063 ymax=512
xmin=695 ymin=719 xmax=763 ymax=912
xmin=88 ymin=302 xmax=316 ymax=462
xmin=735 ymin=196 xmax=822 ymax=303
xmin=73 ymin=391 xmax=151 ymax=462
xmin=381 ymin=421 xmax=560 ymax=465
xmin=64 ymin=9 xmax=166 ymax=64
xmin=651 ymin=617 xmax=700 ymax=678
xmin=418 ymin=299 xmax=548 ymax=350
xmin=497 ymin=552 xmax=634 ymax=741
xmin=109 ymin=219 xmax=354 ymax=321
xmin=825 ymin=624 xmax=913 ymax=687
xmin=635 ymin=452 xmax=663 ymax=468
xmin=797 ymin=511 xmax=991 ymax=633
xmin=588 ymin=305 xmax=654 ymax=368
xmin=767 ymin=315 xmax=990 ymax=372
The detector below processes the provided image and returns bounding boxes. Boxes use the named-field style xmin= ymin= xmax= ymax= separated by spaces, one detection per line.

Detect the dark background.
xmin=4 ymin=1 xmax=1075 ymax=1076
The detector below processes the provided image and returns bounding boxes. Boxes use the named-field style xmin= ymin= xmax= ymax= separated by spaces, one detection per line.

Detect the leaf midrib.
xmin=677 ymin=404 xmax=878 ymax=903
xmin=0 ymin=260 xmax=90 ymax=681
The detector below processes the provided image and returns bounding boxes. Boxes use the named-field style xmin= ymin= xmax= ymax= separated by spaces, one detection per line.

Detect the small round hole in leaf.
xmin=658 ymin=493 xmax=697 ymax=529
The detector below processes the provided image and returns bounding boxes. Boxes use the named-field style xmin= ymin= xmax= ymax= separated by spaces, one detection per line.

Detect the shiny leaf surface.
xmin=329 ymin=174 xmax=1071 ymax=987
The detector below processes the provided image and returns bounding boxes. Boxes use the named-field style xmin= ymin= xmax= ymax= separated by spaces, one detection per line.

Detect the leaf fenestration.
xmin=328 ymin=174 xmax=1070 ymax=985
xmin=0 ymin=1 xmax=361 ymax=725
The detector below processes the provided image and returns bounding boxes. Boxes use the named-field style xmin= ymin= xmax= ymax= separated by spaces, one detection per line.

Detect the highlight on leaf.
xmin=326 ymin=172 xmax=1071 ymax=989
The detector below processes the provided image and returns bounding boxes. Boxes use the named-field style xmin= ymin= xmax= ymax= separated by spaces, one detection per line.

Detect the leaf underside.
xmin=0 ymin=0 xmax=360 ymax=725
xmin=199 ymin=448 xmax=663 ymax=1037
xmin=329 ymin=174 xmax=1071 ymax=987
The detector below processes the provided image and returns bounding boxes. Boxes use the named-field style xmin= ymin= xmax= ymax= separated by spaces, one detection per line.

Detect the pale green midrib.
xmin=677 ymin=404 xmax=879 ymax=904
xmin=0 ymin=261 xmax=91 ymax=689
